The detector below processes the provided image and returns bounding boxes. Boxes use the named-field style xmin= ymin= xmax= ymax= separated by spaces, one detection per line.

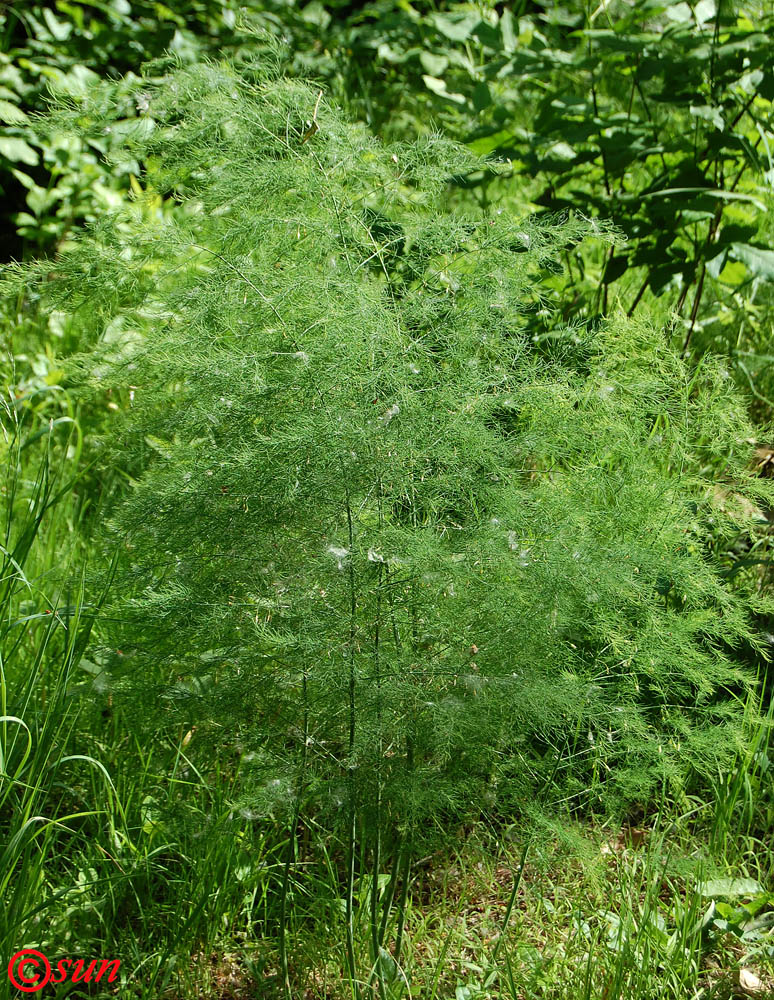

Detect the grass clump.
xmin=5 ymin=57 xmax=774 ymax=996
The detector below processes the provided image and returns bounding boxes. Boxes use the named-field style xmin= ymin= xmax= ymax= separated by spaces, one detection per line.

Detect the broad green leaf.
xmin=0 ymin=64 xmax=25 ymax=92
xmin=10 ymin=167 xmax=36 ymax=190
xmin=49 ymin=64 xmax=100 ymax=98
xmin=301 ymin=2 xmax=331 ymax=30
xmin=738 ymin=69 xmax=764 ymax=94
xmin=0 ymin=100 xmax=28 ymax=125
xmin=545 ymin=140 xmax=575 ymax=161
xmin=419 ymin=51 xmax=449 ymax=77
xmin=644 ymin=188 xmax=767 ymax=211
xmin=500 ymin=8 xmax=517 ymax=54
xmin=467 ymin=129 xmax=516 ymax=156
xmin=109 ymin=117 xmax=156 ymax=141
xmin=429 ymin=11 xmax=480 ymax=42
xmin=729 ymin=243 xmax=774 ymax=280
xmin=715 ymin=260 xmax=747 ymax=284
xmin=0 ymin=136 xmax=39 ymax=166
xmin=665 ymin=2 xmax=693 ymax=22
xmin=582 ymin=29 xmax=653 ymax=53
xmin=26 ymin=185 xmax=53 ymax=217
xmin=694 ymin=0 xmax=717 ymax=25
xmin=422 ymin=75 xmax=466 ymax=105
xmin=472 ymin=81 xmax=492 ymax=112
xmin=377 ymin=947 xmax=400 ymax=983
xmin=689 ymin=105 xmax=724 ymax=130
xmin=700 ymin=878 xmax=763 ymax=897
xmin=42 ymin=7 xmax=72 ymax=40
xmin=706 ymin=249 xmax=728 ymax=279
xmin=377 ymin=43 xmax=410 ymax=65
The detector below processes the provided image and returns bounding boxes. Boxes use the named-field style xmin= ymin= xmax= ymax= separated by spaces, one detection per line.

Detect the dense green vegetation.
xmin=1 ymin=3 xmax=774 ymax=999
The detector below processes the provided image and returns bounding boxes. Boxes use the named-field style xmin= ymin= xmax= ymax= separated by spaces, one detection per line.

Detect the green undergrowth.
xmin=0 ymin=404 xmax=772 ymax=995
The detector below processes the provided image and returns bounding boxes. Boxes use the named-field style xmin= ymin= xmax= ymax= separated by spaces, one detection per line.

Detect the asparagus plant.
xmin=7 ymin=56 xmax=772 ymax=994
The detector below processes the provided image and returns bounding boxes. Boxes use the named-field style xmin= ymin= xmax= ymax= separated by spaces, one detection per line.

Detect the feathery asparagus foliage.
xmin=7 ymin=58 xmax=773 ymax=993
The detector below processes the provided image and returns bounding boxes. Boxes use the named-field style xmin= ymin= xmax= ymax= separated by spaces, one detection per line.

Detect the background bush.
xmin=3 ymin=1 xmax=773 ymax=419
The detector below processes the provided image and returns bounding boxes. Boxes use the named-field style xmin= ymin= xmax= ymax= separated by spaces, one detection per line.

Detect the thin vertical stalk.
xmin=370 ymin=474 xmax=387 ymax=999
xmin=391 ymin=482 xmax=420 ymax=970
xmin=279 ymin=669 xmax=308 ymax=1000
xmin=369 ymin=657 xmax=387 ymax=996
xmin=344 ymin=488 xmax=359 ymax=998
xmin=392 ymin=808 xmax=412 ymax=968
xmin=488 ymin=837 xmax=530 ymax=970
xmin=627 ymin=271 xmax=649 ymax=317
xmin=483 ymin=746 xmax=566 ymax=986
xmin=377 ymin=832 xmax=402 ymax=947
xmin=377 ymin=561 xmax=404 ymax=951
